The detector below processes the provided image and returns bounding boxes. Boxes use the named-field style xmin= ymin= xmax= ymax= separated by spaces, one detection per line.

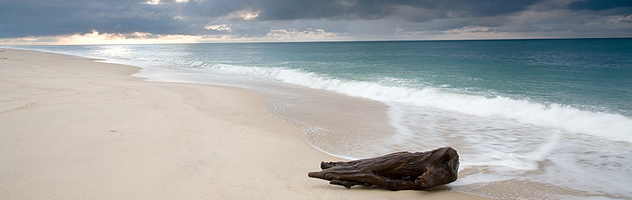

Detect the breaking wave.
xmin=205 ymin=63 xmax=632 ymax=143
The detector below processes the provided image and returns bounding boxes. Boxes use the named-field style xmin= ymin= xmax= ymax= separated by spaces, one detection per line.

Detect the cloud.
xmin=264 ymin=28 xmax=340 ymax=41
xmin=0 ymin=0 xmax=631 ymax=44
xmin=567 ymin=0 xmax=632 ymax=11
xmin=0 ymin=30 xmax=203 ymax=45
xmin=226 ymin=9 xmax=261 ymax=20
xmin=183 ymin=0 xmax=544 ymax=22
xmin=205 ymin=24 xmax=232 ymax=32
xmin=0 ymin=0 xmax=188 ymax=38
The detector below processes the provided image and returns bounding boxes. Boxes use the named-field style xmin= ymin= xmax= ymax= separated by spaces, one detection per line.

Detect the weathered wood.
xmin=308 ymin=147 xmax=459 ymax=191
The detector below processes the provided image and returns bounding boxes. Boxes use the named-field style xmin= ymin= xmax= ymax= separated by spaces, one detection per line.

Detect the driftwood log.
xmin=308 ymin=147 xmax=459 ymax=191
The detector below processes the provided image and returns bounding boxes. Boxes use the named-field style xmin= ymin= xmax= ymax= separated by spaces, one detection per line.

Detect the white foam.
xmin=203 ymin=64 xmax=632 ymax=143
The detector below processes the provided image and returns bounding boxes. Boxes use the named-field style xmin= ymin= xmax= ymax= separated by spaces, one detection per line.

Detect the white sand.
xmin=0 ymin=49 xmax=490 ymax=199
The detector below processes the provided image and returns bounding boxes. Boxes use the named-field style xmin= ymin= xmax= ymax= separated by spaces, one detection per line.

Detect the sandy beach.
xmin=0 ymin=48 xmax=490 ymax=199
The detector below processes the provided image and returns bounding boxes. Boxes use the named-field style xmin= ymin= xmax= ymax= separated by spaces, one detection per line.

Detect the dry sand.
xmin=0 ymin=48 xmax=491 ymax=199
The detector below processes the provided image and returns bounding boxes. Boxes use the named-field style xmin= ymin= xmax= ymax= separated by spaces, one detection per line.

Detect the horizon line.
xmin=2 ymin=36 xmax=631 ymax=46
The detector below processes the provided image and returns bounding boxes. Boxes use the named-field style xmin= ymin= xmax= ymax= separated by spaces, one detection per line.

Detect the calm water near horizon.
xmin=8 ymin=38 xmax=632 ymax=199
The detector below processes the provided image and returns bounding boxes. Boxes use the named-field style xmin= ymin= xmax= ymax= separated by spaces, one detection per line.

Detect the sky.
xmin=1 ymin=0 xmax=631 ymax=44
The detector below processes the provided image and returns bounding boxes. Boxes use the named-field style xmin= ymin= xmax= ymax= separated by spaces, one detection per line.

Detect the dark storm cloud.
xmin=568 ymin=0 xmax=632 ymax=11
xmin=1 ymin=0 xmax=631 ymax=40
xmin=2 ymin=0 xmax=544 ymax=38
xmin=185 ymin=0 xmax=543 ymax=21
xmin=0 ymin=0 xmax=187 ymax=38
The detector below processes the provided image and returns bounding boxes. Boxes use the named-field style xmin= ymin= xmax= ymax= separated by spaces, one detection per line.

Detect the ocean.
xmin=10 ymin=39 xmax=632 ymax=199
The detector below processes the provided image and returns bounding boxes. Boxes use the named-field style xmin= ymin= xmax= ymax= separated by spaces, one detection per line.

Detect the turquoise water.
xmin=10 ymin=39 xmax=632 ymax=199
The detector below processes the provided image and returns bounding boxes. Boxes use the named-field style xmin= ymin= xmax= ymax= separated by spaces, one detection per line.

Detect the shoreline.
xmin=0 ymin=48 xmax=491 ymax=199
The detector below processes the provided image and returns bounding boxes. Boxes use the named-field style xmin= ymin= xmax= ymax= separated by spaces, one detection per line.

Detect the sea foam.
xmin=205 ymin=63 xmax=632 ymax=143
